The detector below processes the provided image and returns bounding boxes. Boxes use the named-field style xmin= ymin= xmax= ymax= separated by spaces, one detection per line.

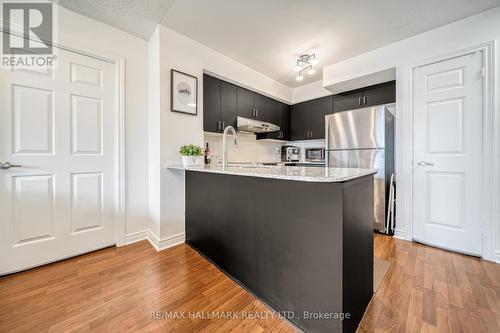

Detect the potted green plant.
xmin=179 ymin=144 xmax=204 ymax=166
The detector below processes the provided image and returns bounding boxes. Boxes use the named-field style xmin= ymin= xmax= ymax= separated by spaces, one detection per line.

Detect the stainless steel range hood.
xmin=237 ymin=116 xmax=280 ymax=133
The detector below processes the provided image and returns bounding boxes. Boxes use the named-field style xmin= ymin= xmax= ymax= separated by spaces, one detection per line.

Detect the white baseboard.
xmin=393 ymin=228 xmax=407 ymax=240
xmin=125 ymin=230 xmax=150 ymax=245
xmin=495 ymin=251 xmax=500 ymax=264
xmin=125 ymin=229 xmax=185 ymax=251
xmin=147 ymin=230 xmax=185 ymax=251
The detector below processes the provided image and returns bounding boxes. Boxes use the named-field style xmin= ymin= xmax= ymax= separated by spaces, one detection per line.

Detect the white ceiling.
xmin=54 ymin=0 xmax=175 ymax=40
xmin=56 ymin=0 xmax=500 ymax=87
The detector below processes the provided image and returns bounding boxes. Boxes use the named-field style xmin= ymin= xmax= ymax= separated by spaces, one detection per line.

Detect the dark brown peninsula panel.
xmin=185 ymin=171 xmax=374 ymax=333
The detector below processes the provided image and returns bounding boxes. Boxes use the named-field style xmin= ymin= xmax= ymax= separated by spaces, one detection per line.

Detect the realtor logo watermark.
xmin=1 ymin=0 xmax=57 ymax=69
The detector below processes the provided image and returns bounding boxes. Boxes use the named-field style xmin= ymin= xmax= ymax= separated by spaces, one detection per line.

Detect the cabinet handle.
xmin=363 ymin=96 xmax=367 ymax=105
xmin=222 ymin=121 xmax=225 ymax=130
xmin=216 ymin=121 xmax=220 ymax=131
xmin=256 ymin=109 xmax=258 ymax=117
xmin=358 ymin=97 xmax=362 ymax=106
xmin=252 ymin=109 xmax=255 ymax=117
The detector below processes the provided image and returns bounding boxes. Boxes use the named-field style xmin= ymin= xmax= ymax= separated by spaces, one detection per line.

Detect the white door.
xmin=413 ymin=51 xmax=483 ymax=256
xmin=0 ymin=44 xmax=117 ymax=274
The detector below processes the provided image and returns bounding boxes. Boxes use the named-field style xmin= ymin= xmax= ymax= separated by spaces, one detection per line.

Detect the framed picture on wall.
xmin=171 ymin=69 xmax=198 ymax=115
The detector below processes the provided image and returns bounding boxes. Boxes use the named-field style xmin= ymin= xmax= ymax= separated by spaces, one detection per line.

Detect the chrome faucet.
xmin=222 ymin=126 xmax=238 ymax=169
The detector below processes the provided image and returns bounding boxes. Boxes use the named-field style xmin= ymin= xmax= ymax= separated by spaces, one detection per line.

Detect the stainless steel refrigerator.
xmin=325 ymin=105 xmax=394 ymax=232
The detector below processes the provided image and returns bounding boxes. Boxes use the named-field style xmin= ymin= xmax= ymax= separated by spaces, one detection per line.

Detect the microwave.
xmin=305 ymin=148 xmax=325 ymax=162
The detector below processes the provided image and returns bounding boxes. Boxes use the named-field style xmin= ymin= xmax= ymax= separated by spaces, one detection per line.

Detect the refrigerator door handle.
xmin=325 ymin=117 xmax=330 ymax=166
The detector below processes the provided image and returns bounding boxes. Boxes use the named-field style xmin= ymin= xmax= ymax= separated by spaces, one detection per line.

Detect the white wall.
xmin=292 ymin=80 xmax=332 ymax=104
xmin=152 ymin=26 xmax=293 ymax=241
xmin=321 ymin=7 xmax=500 ymax=261
xmin=57 ymin=6 xmax=150 ymax=238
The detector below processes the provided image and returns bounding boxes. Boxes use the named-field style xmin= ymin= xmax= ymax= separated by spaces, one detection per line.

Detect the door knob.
xmin=0 ymin=161 xmax=22 ymax=169
xmin=416 ymin=160 xmax=434 ymax=166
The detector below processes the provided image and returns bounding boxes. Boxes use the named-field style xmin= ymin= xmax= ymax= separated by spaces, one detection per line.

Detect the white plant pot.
xmin=182 ymin=155 xmax=203 ymax=167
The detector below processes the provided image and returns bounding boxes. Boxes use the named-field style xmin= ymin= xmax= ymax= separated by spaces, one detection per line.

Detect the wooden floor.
xmin=1 ymin=235 xmax=499 ymax=333
xmin=360 ymin=235 xmax=500 ymax=333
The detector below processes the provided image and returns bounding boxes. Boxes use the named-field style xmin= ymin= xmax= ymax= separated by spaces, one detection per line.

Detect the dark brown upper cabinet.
xmin=268 ymin=98 xmax=281 ymax=125
xmin=204 ymin=75 xmax=285 ymax=134
xmin=203 ymin=75 xmax=237 ymax=132
xmin=333 ymin=81 xmax=395 ymax=113
xmin=220 ymin=81 xmax=237 ymax=130
xmin=291 ymin=96 xmax=333 ymax=141
xmin=290 ymin=102 xmax=309 ymax=141
xmin=203 ymin=75 xmax=395 ymax=138
xmin=237 ymin=87 xmax=277 ymax=123
xmin=333 ymin=89 xmax=363 ymax=113
xmin=310 ymin=96 xmax=333 ymax=140
xmin=361 ymin=81 xmax=396 ymax=108
xmin=256 ymin=102 xmax=290 ymax=141
xmin=203 ymin=74 xmax=221 ymax=133
xmin=253 ymin=94 xmax=270 ymax=122
xmin=236 ymin=87 xmax=255 ymax=119
xmin=279 ymin=103 xmax=291 ymax=141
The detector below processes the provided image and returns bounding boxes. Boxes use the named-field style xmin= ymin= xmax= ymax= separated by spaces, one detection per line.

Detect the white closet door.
xmin=0 ymin=44 xmax=117 ymax=274
xmin=413 ymin=51 xmax=483 ymax=256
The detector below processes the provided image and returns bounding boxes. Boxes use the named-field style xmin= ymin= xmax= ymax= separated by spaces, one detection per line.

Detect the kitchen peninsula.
xmin=167 ymin=165 xmax=376 ymax=333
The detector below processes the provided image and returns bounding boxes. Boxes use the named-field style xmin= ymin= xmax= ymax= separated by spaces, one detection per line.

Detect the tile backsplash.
xmin=204 ymin=132 xmax=326 ymax=164
xmin=204 ymin=132 xmax=282 ymax=164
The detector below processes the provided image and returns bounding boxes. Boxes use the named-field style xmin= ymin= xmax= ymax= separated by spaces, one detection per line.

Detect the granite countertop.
xmin=166 ymin=164 xmax=377 ymax=183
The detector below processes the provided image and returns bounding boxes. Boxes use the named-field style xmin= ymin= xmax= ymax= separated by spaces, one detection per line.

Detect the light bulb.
xmin=296 ymin=75 xmax=304 ymax=81
xmin=293 ymin=64 xmax=302 ymax=72
xmin=307 ymin=68 xmax=316 ymax=75
xmin=311 ymin=58 xmax=319 ymax=65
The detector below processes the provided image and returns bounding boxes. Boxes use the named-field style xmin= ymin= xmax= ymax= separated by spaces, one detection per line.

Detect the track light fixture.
xmin=293 ymin=53 xmax=318 ymax=81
